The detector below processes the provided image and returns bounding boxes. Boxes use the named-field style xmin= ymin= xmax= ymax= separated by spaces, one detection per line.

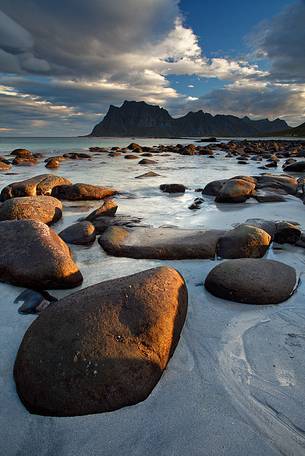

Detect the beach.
xmin=1 ymin=137 xmax=305 ymax=455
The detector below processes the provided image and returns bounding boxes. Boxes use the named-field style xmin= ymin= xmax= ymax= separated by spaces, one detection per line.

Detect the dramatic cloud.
xmin=0 ymin=0 xmax=304 ymax=134
xmin=186 ymin=80 xmax=305 ymax=126
xmin=250 ymin=0 xmax=305 ymax=83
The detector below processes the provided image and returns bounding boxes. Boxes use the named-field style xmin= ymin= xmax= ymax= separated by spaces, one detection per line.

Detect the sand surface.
xmin=1 ymin=138 xmax=305 ymax=455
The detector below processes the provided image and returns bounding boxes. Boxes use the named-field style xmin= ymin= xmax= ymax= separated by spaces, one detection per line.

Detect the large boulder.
xmin=59 ymin=221 xmax=96 ymax=245
xmin=14 ymin=266 xmax=188 ymax=416
xmin=52 ymin=183 xmax=117 ymax=200
xmin=205 ymin=259 xmax=297 ymax=304
xmin=217 ymin=224 xmax=271 ymax=258
xmin=0 ymin=174 xmax=72 ymax=201
xmin=0 ymin=196 xmax=62 ymax=225
xmin=215 ymin=178 xmax=256 ymax=203
xmin=0 ymin=220 xmax=82 ymax=289
xmin=99 ymin=227 xmax=226 ymax=259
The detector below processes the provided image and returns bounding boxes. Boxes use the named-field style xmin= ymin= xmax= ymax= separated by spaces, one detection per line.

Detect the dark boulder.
xmin=205 ymin=259 xmax=297 ymax=304
xmin=59 ymin=221 xmax=96 ymax=245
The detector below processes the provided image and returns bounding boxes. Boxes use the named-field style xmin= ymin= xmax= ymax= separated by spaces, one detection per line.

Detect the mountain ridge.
xmin=89 ymin=100 xmax=290 ymax=137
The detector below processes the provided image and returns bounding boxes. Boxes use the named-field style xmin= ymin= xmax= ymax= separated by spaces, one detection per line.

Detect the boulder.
xmin=124 ymin=155 xmax=138 ymax=160
xmin=160 ymin=184 xmax=186 ymax=193
xmin=0 ymin=174 xmax=72 ymax=201
xmin=215 ymin=179 xmax=256 ymax=203
xmin=135 ymin=171 xmax=160 ymax=179
xmin=202 ymin=179 xmax=227 ymax=196
xmin=283 ymin=161 xmax=305 ymax=172
xmin=10 ymin=148 xmax=32 ymax=158
xmin=45 ymin=158 xmax=60 ymax=169
xmin=0 ymin=220 xmax=82 ymax=289
xmin=59 ymin=221 xmax=96 ymax=245
xmin=205 ymin=259 xmax=297 ymax=304
xmin=52 ymin=183 xmax=117 ymax=201
xmin=12 ymin=157 xmax=38 ymax=166
xmin=217 ymin=224 xmax=271 ymax=258
xmin=0 ymin=196 xmax=62 ymax=225
xmin=127 ymin=143 xmax=141 ymax=150
xmin=0 ymin=161 xmax=12 ymax=171
xmin=138 ymin=159 xmax=157 ymax=165
xmin=274 ymin=222 xmax=301 ymax=244
xmin=254 ymin=190 xmax=286 ymax=203
xmin=92 ymin=215 xmax=143 ymax=234
xmin=99 ymin=227 xmax=226 ymax=259
xmin=256 ymin=175 xmax=298 ymax=195
xmin=86 ymin=199 xmax=118 ymax=221
xmin=14 ymin=266 xmax=188 ymax=416
xmin=244 ymin=219 xmax=277 ymax=239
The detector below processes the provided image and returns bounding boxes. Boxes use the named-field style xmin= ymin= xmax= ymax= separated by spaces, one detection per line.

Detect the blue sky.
xmin=0 ymin=0 xmax=304 ymax=136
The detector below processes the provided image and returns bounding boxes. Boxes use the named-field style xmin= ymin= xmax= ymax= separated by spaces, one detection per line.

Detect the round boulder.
xmin=217 ymin=224 xmax=271 ymax=258
xmin=215 ymin=178 xmax=256 ymax=203
xmin=0 ymin=219 xmax=82 ymax=289
xmin=14 ymin=266 xmax=188 ymax=416
xmin=59 ymin=221 xmax=96 ymax=245
xmin=205 ymin=259 xmax=297 ymax=304
xmin=0 ymin=196 xmax=62 ymax=225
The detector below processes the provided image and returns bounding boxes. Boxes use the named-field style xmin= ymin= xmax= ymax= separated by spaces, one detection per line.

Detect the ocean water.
xmin=1 ymin=136 xmax=305 ymax=456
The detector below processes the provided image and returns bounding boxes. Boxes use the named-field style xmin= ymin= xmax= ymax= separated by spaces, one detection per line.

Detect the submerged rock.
xmin=14 ymin=266 xmax=188 ymax=416
xmin=138 ymin=159 xmax=157 ymax=165
xmin=99 ymin=227 xmax=226 ymax=259
xmin=59 ymin=221 xmax=96 ymax=245
xmin=15 ymin=289 xmax=57 ymax=314
xmin=135 ymin=171 xmax=160 ymax=179
xmin=205 ymin=259 xmax=297 ymax=304
xmin=0 ymin=220 xmax=82 ymax=289
xmin=160 ymin=184 xmax=186 ymax=193
xmin=0 ymin=196 xmax=62 ymax=225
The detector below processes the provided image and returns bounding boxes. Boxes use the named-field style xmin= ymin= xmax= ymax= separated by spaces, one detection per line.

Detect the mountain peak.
xmin=89 ymin=100 xmax=291 ymax=137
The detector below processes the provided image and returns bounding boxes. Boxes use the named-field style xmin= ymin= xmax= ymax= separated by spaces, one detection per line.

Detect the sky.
xmin=0 ymin=0 xmax=304 ymax=136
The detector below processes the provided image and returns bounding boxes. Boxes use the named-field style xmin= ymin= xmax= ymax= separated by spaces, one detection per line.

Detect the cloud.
xmin=0 ymin=0 xmax=304 ymax=134
xmin=185 ymin=80 xmax=305 ymax=126
xmin=250 ymin=0 xmax=305 ymax=83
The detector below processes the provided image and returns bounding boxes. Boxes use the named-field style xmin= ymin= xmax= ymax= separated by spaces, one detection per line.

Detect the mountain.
xmin=274 ymin=121 xmax=305 ymax=137
xmin=89 ymin=100 xmax=290 ymax=137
